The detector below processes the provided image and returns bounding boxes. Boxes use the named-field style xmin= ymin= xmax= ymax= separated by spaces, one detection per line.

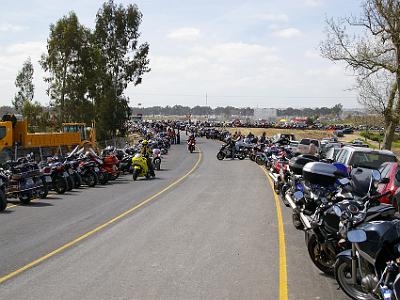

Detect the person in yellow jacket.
xmin=140 ymin=140 xmax=155 ymax=176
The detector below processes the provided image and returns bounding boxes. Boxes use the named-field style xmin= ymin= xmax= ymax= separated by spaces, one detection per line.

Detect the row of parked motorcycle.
xmin=0 ymin=134 xmax=172 ymax=213
xmin=238 ymin=139 xmax=400 ymax=299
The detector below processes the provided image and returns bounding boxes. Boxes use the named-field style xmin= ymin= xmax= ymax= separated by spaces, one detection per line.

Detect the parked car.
xmin=335 ymin=146 xmax=397 ymax=171
xmin=296 ymin=138 xmax=320 ymax=155
xmin=377 ymin=162 xmax=400 ymax=209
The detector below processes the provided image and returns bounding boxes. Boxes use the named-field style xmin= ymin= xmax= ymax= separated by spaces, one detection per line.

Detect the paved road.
xmin=0 ymin=137 xmax=348 ymax=299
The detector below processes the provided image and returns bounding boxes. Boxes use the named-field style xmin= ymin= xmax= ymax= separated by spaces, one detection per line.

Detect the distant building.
xmin=253 ymin=108 xmax=277 ymax=121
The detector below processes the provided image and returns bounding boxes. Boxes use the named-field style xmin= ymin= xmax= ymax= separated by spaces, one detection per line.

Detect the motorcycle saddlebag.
xmin=289 ymin=155 xmax=319 ymax=175
xmin=302 ymin=162 xmax=337 ymax=187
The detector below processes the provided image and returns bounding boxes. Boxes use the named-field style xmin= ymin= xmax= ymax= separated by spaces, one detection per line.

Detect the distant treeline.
xmin=133 ymin=104 xmax=343 ymax=117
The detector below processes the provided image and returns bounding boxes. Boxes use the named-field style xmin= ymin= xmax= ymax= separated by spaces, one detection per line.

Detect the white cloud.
xmin=166 ymin=27 xmax=201 ymax=42
xmin=272 ymin=27 xmax=303 ymax=38
xmin=0 ymin=23 xmax=28 ymax=33
xmin=255 ymin=13 xmax=289 ymax=22
xmin=304 ymin=0 xmax=323 ymax=7
xmin=0 ymin=42 xmax=47 ymax=104
xmin=305 ymin=65 xmax=344 ymax=77
xmin=304 ymin=50 xmax=321 ymax=59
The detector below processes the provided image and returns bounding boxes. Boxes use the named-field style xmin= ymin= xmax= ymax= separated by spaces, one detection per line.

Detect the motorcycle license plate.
xmin=45 ymin=176 xmax=52 ymax=183
xmin=94 ymin=167 xmax=99 ymax=172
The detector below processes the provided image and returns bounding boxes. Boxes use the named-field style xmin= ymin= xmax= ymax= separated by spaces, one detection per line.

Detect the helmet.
xmin=142 ymin=140 xmax=148 ymax=146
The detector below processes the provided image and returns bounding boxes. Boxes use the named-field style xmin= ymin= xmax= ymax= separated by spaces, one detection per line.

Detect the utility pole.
xmin=205 ymin=92 xmax=208 ymax=122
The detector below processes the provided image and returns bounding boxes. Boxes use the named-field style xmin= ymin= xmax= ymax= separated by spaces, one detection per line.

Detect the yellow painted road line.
xmin=260 ymin=166 xmax=288 ymax=300
xmin=0 ymin=149 xmax=202 ymax=285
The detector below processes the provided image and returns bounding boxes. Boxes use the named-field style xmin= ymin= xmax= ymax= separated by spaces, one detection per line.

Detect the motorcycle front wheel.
xmin=216 ymin=152 xmax=225 ymax=160
xmin=307 ymin=234 xmax=335 ymax=276
xmin=84 ymin=170 xmax=97 ymax=187
xmin=335 ymin=256 xmax=373 ymax=300
xmin=39 ymin=179 xmax=48 ymax=199
xmin=132 ymin=170 xmax=138 ymax=181
xmin=19 ymin=192 xmax=32 ymax=204
xmin=53 ymin=175 xmax=67 ymax=194
xmin=0 ymin=190 xmax=7 ymax=211
xmin=238 ymin=152 xmax=246 ymax=160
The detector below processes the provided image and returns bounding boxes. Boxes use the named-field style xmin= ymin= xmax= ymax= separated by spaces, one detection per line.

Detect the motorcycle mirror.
xmin=347 ymin=229 xmax=367 ymax=243
xmin=293 ymin=191 xmax=304 ymax=202
xmin=333 ymin=205 xmax=342 ymax=217
xmin=371 ymin=170 xmax=381 ymax=182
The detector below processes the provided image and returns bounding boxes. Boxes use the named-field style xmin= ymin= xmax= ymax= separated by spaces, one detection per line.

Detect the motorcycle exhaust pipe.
xmin=285 ymin=193 xmax=297 ymax=210
xmin=300 ymin=212 xmax=312 ymax=230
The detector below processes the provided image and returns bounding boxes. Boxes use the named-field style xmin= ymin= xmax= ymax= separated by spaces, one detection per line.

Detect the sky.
xmin=0 ymin=0 xmax=363 ymax=109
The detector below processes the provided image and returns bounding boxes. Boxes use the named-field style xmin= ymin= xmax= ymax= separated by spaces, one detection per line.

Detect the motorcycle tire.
xmin=155 ymin=160 xmax=161 ymax=171
xmin=249 ymin=154 xmax=255 ymax=161
xmin=53 ymin=175 xmax=68 ymax=194
xmin=255 ymin=156 xmax=264 ymax=165
xmin=66 ymin=174 xmax=75 ymax=191
xmin=307 ymin=234 xmax=335 ymax=276
xmin=110 ymin=172 xmax=119 ymax=181
xmin=98 ymin=172 xmax=108 ymax=185
xmin=216 ymin=152 xmax=225 ymax=160
xmin=292 ymin=212 xmax=304 ymax=230
xmin=334 ymin=256 xmax=371 ymax=300
xmin=0 ymin=190 xmax=7 ymax=211
xmin=132 ymin=170 xmax=138 ymax=181
xmin=39 ymin=179 xmax=48 ymax=199
xmin=19 ymin=192 xmax=32 ymax=204
xmin=73 ymin=173 xmax=82 ymax=188
xmin=85 ymin=170 xmax=97 ymax=187
xmin=238 ymin=153 xmax=246 ymax=160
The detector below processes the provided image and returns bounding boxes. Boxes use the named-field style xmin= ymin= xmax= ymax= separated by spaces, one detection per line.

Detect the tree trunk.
xmin=383 ymin=119 xmax=396 ymax=150
xmin=382 ymin=81 xmax=398 ymax=150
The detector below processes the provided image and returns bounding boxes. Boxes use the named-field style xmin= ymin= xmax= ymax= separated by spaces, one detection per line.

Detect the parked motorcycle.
xmin=216 ymin=144 xmax=246 ymax=160
xmin=3 ymin=158 xmax=48 ymax=204
xmin=153 ymin=149 xmax=161 ymax=171
xmin=334 ymin=184 xmax=400 ymax=299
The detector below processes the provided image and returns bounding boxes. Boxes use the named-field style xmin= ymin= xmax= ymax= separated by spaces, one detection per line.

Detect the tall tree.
xmin=14 ymin=58 xmax=34 ymax=113
xmin=94 ymin=0 xmax=150 ymax=140
xmin=321 ymin=0 xmax=400 ymax=149
xmin=40 ymin=12 xmax=93 ymax=125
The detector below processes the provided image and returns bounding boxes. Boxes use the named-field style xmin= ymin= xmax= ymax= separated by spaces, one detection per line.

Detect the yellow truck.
xmin=0 ymin=115 xmax=95 ymax=160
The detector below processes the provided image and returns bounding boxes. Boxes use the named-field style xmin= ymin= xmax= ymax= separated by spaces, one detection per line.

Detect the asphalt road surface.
xmin=0 ymin=137 xmax=349 ymax=299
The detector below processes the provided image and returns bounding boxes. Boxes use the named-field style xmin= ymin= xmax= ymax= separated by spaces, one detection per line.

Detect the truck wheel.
xmin=0 ymin=190 xmax=7 ymax=211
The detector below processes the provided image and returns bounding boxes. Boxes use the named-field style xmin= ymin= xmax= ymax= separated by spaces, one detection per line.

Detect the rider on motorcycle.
xmin=225 ymin=137 xmax=236 ymax=159
xmin=187 ymin=134 xmax=196 ymax=144
xmin=140 ymin=140 xmax=155 ymax=176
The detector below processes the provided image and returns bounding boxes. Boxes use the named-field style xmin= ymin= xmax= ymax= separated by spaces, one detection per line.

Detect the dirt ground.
xmin=226 ymin=128 xmax=336 ymax=141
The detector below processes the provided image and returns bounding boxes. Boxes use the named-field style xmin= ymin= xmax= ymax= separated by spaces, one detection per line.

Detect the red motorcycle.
xmin=102 ymin=154 xmax=120 ymax=180
xmin=187 ymin=140 xmax=196 ymax=153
